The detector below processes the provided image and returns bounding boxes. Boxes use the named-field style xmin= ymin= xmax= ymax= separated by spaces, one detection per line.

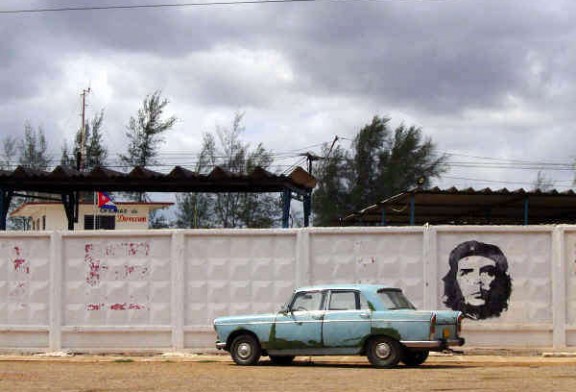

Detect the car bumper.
xmin=216 ymin=341 xmax=227 ymax=350
xmin=401 ymin=338 xmax=465 ymax=349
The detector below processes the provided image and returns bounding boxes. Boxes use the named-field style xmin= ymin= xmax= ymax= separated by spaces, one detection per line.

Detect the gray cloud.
xmin=1 ymin=0 xmax=576 ymax=190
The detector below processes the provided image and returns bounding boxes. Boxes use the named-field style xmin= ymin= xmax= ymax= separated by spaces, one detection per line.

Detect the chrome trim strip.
xmin=401 ymin=341 xmax=442 ymax=348
xmin=216 ymin=342 xmax=227 ymax=350
xmin=215 ymin=318 xmax=430 ymax=327
xmin=401 ymin=338 xmax=465 ymax=349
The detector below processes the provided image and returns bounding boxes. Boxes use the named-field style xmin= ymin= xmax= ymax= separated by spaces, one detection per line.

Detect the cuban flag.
xmin=97 ymin=192 xmax=118 ymax=212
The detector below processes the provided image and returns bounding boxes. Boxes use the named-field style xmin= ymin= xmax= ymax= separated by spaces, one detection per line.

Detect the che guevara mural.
xmin=442 ymin=240 xmax=512 ymax=320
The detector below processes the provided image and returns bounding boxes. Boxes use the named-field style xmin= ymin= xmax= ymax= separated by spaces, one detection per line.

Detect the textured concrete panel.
xmin=310 ymin=231 xmax=425 ymax=306
xmin=62 ymin=236 xmax=172 ymax=326
xmin=0 ymin=237 xmax=50 ymax=325
xmin=564 ymin=232 xmax=576 ymax=325
xmin=184 ymin=233 xmax=296 ymax=326
xmin=62 ymin=331 xmax=171 ymax=350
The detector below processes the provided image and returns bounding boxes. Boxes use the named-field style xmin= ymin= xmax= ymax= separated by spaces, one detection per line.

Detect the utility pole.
xmin=298 ymin=152 xmax=322 ymax=227
xmin=78 ymin=87 xmax=91 ymax=171
xmin=299 ymin=152 xmax=322 ymax=176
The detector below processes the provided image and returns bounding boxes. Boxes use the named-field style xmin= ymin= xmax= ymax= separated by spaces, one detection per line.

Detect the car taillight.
xmin=457 ymin=312 xmax=464 ymax=335
xmin=429 ymin=313 xmax=437 ymax=340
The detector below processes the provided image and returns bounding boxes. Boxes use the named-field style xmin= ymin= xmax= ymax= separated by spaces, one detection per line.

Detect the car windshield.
xmin=377 ymin=289 xmax=416 ymax=310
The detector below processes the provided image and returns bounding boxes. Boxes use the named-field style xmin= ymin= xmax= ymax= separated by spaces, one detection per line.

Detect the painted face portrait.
xmin=442 ymin=241 xmax=512 ymax=320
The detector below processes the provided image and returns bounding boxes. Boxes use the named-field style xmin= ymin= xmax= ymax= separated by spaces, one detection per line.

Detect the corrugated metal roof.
xmin=342 ymin=187 xmax=576 ymax=226
xmin=0 ymin=165 xmax=316 ymax=194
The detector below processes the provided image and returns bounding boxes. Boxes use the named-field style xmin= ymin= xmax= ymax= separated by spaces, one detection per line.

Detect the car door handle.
xmin=359 ymin=312 xmax=371 ymax=319
xmin=311 ymin=314 xmax=324 ymax=320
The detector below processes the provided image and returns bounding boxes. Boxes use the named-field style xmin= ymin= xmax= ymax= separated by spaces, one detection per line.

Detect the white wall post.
xmin=49 ymin=231 xmax=62 ymax=352
xmin=171 ymin=231 xmax=185 ymax=350
xmin=296 ymin=229 xmax=311 ymax=287
xmin=552 ymin=226 xmax=567 ymax=348
xmin=423 ymin=225 xmax=438 ymax=310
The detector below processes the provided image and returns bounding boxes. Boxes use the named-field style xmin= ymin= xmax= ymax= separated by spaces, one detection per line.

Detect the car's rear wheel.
xmin=269 ymin=355 xmax=295 ymax=365
xmin=366 ymin=336 xmax=402 ymax=368
xmin=230 ymin=334 xmax=261 ymax=366
xmin=402 ymin=350 xmax=429 ymax=366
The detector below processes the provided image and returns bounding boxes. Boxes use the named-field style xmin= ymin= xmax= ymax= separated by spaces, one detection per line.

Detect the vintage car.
xmin=213 ymin=284 xmax=465 ymax=367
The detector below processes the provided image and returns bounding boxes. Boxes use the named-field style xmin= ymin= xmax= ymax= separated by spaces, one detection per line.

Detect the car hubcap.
xmin=237 ymin=342 xmax=252 ymax=360
xmin=375 ymin=342 xmax=391 ymax=359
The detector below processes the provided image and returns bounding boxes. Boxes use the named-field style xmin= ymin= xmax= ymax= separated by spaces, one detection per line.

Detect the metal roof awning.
xmin=342 ymin=187 xmax=576 ymax=226
xmin=0 ymin=165 xmax=317 ymax=230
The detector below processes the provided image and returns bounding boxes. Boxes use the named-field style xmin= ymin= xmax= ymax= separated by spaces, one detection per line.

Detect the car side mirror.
xmin=279 ymin=305 xmax=290 ymax=314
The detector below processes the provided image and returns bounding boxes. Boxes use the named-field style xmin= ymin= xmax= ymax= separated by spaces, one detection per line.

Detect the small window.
xmin=42 ymin=215 xmax=46 ymax=230
xmin=291 ymin=291 xmax=324 ymax=312
xmin=84 ymin=215 xmax=116 ymax=230
xmin=329 ymin=291 xmax=358 ymax=311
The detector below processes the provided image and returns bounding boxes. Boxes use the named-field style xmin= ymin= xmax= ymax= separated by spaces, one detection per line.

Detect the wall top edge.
xmin=2 ymin=225 xmax=576 ymax=238
xmin=432 ymin=225 xmax=559 ymax=233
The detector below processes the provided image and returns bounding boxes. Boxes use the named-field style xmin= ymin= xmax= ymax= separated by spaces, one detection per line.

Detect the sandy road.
xmin=0 ymin=353 xmax=575 ymax=391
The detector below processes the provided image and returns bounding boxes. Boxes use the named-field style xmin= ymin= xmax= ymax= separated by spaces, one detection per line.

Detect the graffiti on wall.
xmin=84 ymin=241 xmax=151 ymax=312
xmin=442 ymin=240 xmax=512 ymax=320
xmin=8 ymin=245 xmax=30 ymax=307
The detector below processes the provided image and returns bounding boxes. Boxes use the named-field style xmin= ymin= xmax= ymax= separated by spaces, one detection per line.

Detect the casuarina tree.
xmin=313 ymin=116 xmax=447 ymax=226
xmin=119 ymin=90 xmax=177 ymax=202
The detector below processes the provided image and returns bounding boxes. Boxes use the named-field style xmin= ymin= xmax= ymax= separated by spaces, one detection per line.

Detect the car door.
xmin=322 ymin=290 xmax=372 ymax=353
xmin=268 ymin=290 xmax=325 ymax=354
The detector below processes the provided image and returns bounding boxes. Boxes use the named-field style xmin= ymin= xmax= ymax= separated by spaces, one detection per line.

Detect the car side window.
xmin=291 ymin=291 xmax=324 ymax=311
xmin=328 ymin=291 xmax=358 ymax=310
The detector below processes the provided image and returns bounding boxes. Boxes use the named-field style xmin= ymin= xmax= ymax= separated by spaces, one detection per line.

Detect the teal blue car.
xmin=213 ymin=284 xmax=465 ymax=368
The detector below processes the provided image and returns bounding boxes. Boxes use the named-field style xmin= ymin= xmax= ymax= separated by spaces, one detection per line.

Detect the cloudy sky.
xmin=1 ymin=0 xmax=576 ymax=192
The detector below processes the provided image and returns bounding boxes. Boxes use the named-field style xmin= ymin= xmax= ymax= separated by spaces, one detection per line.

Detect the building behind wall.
xmin=10 ymin=201 xmax=173 ymax=231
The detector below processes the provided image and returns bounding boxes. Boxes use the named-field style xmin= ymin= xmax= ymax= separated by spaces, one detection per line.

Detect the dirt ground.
xmin=0 ymin=352 xmax=575 ymax=392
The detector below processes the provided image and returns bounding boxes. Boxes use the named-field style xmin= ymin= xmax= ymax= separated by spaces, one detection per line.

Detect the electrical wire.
xmin=1 ymin=0 xmax=340 ymax=15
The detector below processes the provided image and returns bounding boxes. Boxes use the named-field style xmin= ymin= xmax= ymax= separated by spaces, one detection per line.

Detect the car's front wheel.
xmin=230 ymin=334 xmax=261 ymax=366
xmin=402 ymin=350 xmax=429 ymax=366
xmin=269 ymin=355 xmax=295 ymax=365
xmin=366 ymin=336 xmax=402 ymax=368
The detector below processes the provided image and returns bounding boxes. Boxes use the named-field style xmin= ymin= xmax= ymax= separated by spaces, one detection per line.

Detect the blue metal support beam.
xmin=303 ymin=192 xmax=311 ymax=227
xmin=409 ymin=194 xmax=416 ymax=226
xmin=0 ymin=189 xmax=13 ymax=231
xmin=282 ymin=188 xmax=291 ymax=228
xmin=380 ymin=207 xmax=387 ymax=226
xmin=61 ymin=192 xmax=77 ymax=230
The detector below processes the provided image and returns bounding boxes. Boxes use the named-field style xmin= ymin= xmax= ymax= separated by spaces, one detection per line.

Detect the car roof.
xmin=294 ymin=284 xmax=399 ymax=293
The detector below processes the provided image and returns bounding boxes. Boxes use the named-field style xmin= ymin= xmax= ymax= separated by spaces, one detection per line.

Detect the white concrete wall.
xmin=0 ymin=226 xmax=574 ymax=352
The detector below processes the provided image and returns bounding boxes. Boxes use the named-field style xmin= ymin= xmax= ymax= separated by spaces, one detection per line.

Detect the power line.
xmin=442 ymin=175 xmax=573 ymax=187
xmin=442 ymin=151 xmax=572 ymax=166
xmin=0 ymin=0 xmax=322 ymax=15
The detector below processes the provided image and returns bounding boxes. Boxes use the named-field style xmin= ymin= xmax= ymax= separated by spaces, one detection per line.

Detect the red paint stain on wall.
xmin=13 ymin=258 xmax=29 ymax=274
xmin=12 ymin=246 xmax=30 ymax=274
xmin=84 ymin=241 xmax=151 ymax=285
